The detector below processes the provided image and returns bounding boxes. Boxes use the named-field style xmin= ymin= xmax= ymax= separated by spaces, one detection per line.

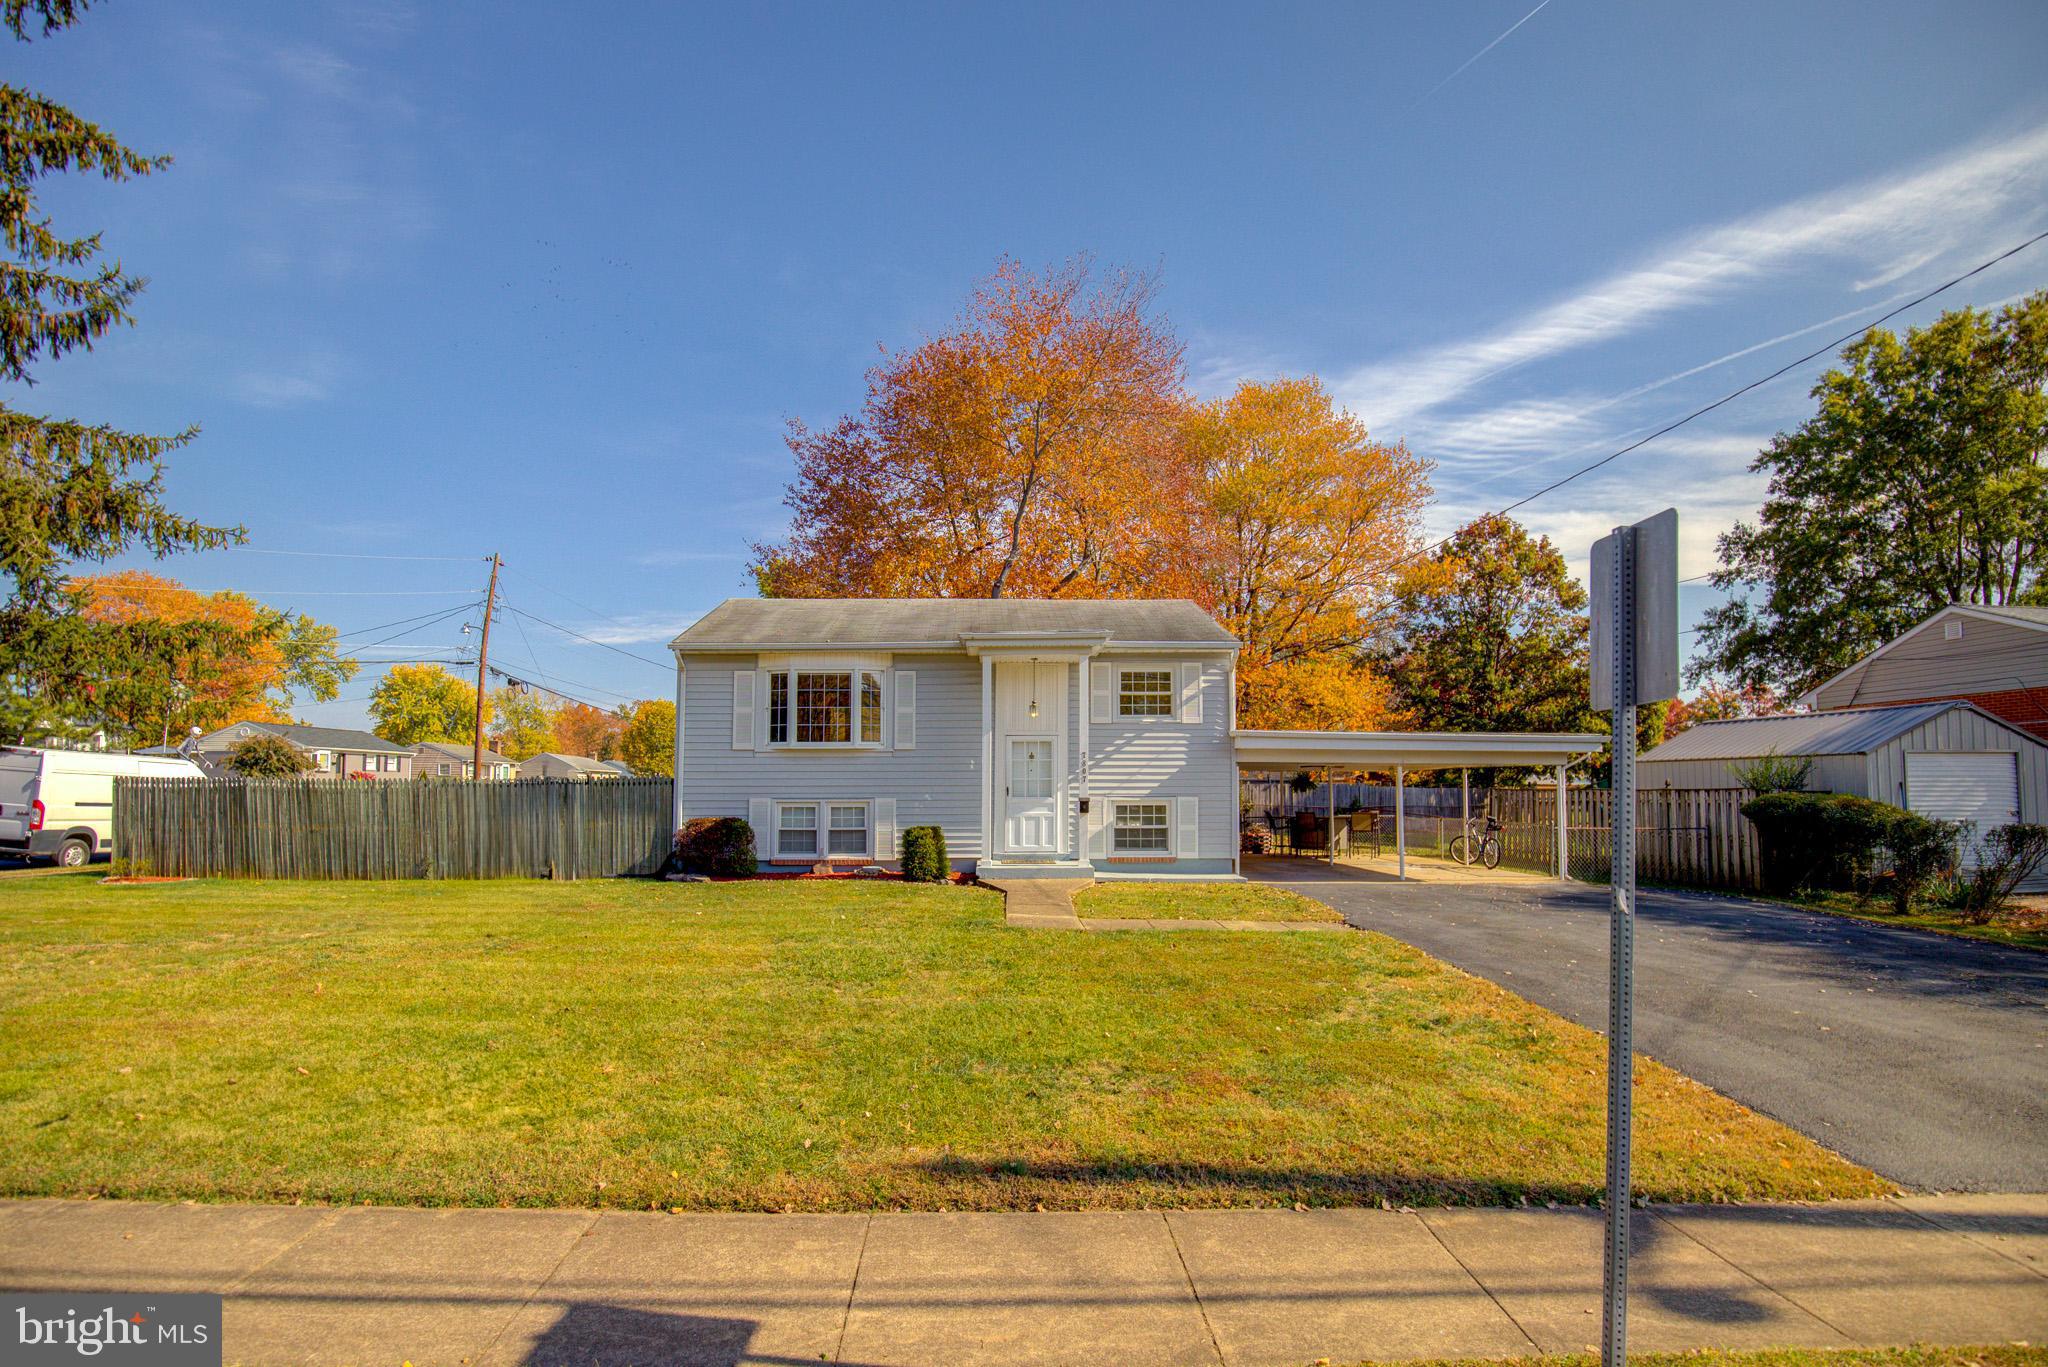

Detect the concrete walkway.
xmin=3 ymin=1196 xmax=2043 ymax=1365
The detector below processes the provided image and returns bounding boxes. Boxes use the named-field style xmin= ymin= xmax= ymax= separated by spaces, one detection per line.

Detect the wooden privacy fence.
xmin=114 ymin=777 xmax=675 ymax=880
xmin=1487 ymin=785 xmax=1762 ymax=890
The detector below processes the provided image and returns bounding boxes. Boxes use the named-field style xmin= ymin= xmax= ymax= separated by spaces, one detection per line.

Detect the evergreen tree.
xmin=1 ymin=0 xmax=241 ymax=741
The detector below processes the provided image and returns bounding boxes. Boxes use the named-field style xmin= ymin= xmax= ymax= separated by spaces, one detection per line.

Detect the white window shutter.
xmin=874 ymin=798 xmax=896 ymax=862
xmin=1176 ymin=795 xmax=1199 ymax=859
xmin=1090 ymin=663 xmax=1113 ymax=724
xmin=747 ymin=797 xmax=771 ymax=851
xmin=732 ymin=670 xmax=756 ymax=750
xmin=1179 ymin=663 xmax=1203 ymax=724
xmin=894 ymin=671 xmax=917 ymax=749
xmin=1088 ymin=800 xmax=1107 ymax=859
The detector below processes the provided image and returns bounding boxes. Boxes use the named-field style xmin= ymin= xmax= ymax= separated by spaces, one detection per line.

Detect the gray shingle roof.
xmin=1641 ymin=702 xmax=1966 ymax=762
xmin=414 ymin=740 xmax=514 ymax=765
xmin=205 ymin=722 xmax=413 ymax=755
xmin=1965 ymin=604 xmax=2048 ymax=626
xmin=526 ymin=752 xmax=612 ymax=772
xmin=671 ymin=598 xmax=1237 ymax=650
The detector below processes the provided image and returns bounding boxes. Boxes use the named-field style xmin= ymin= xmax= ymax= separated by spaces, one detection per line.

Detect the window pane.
xmin=778 ymin=804 xmax=818 ymax=855
xmin=860 ymin=672 xmax=883 ymax=743
xmin=1119 ymin=670 xmax=1174 ymax=717
xmin=1113 ymin=801 xmax=1170 ymax=851
xmin=767 ymin=672 xmax=789 ymax=743
xmin=796 ymin=672 xmax=852 ymax=742
xmin=828 ymin=806 xmax=868 ymax=854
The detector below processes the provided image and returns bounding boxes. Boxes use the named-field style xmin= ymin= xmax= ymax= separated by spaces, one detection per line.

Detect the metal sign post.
xmin=1588 ymin=508 xmax=1678 ymax=1367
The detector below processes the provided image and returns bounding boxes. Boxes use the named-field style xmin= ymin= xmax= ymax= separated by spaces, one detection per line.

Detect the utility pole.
xmin=472 ymin=554 xmax=500 ymax=780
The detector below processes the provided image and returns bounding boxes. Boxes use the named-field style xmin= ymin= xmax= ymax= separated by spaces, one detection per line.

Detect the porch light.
xmin=1028 ymin=696 xmax=1039 ymax=719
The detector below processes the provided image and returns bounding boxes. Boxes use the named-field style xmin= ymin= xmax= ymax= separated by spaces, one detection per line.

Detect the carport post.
xmin=1555 ymin=762 xmax=1569 ymax=880
xmin=1325 ymin=767 xmax=1334 ymax=865
xmin=1460 ymin=769 xmax=1469 ymax=853
xmin=1394 ymin=764 xmax=1406 ymax=879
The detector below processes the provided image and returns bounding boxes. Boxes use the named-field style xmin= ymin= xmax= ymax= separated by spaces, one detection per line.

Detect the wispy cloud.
xmin=1339 ymin=123 xmax=2048 ymax=432
xmin=228 ymin=352 xmax=347 ymax=408
xmin=570 ymin=614 xmax=704 ymax=646
xmin=633 ymin=550 xmax=750 ymax=568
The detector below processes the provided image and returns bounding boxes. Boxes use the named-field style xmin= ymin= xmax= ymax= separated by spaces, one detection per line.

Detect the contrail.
xmin=1418 ymin=0 xmax=1554 ymax=104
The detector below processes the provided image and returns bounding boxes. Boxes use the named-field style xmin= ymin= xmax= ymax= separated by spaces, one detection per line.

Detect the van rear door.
xmin=0 ymin=748 xmax=41 ymax=850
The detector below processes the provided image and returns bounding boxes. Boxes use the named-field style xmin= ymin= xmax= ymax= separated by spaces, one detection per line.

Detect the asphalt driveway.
xmin=1246 ymin=859 xmax=2048 ymax=1193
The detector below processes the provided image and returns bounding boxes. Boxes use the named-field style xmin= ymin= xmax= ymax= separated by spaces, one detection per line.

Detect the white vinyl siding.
xmin=681 ymin=654 xmax=981 ymax=862
xmin=1087 ymin=654 xmax=1236 ymax=868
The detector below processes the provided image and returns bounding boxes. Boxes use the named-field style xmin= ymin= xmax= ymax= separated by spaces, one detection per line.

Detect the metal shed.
xmin=1640 ymin=701 xmax=2047 ymax=884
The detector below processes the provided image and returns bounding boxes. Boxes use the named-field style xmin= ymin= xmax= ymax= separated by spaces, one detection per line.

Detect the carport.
xmin=1234 ymin=729 xmax=1609 ymax=880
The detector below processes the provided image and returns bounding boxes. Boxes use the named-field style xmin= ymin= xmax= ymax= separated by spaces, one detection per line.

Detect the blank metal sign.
xmin=1590 ymin=507 xmax=1680 ymax=710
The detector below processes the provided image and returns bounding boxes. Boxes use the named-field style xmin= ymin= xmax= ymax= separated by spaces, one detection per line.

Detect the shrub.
xmin=1741 ymin=792 xmax=1897 ymax=896
xmin=900 ymin=825 xmax=949 ymax=882
xmin=1878 ymin=812 xmax=1960 ymax=915
xmin=225 ymin=733 xmax=312 ymax=777
xmin=674 ymin=817 xmax=756 ymax=877
xmin=1947 ymin=823 xmax=2048 ymax=924
xmin=1732 ymin=750 xmax=1814 ymax=794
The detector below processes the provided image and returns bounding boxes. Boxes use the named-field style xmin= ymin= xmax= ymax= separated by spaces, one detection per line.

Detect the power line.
xmin=503 ymin=602 xmax=671 ymax=672
xmin=1392 ymin=228 xmax=2048 ymax=580
xmin=484 ymin=664 xmax=630 ymax=713
xmin=221 ymin=548 xmax=486 ymax=563
xmin=336 ymin=602 xmax=484 ymax=641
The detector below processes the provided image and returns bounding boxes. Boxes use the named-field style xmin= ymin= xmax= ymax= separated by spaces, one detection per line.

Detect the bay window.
xmin=766 ymin=668 xmax=886 ymax=746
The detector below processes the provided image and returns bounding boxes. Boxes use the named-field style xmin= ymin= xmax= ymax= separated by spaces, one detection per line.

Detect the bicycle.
xmin=1447 ymin=814 xmax=1502 ymax=869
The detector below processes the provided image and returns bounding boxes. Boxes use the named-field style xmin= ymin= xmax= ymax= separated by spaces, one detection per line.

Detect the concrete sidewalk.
xmin=3 ymin=1197 xmax=2044 ymax=1366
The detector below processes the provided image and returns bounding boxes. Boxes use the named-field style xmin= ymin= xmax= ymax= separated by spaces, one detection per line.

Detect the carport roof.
xmin=1234 ymin=728 xmax=1608 ymax=770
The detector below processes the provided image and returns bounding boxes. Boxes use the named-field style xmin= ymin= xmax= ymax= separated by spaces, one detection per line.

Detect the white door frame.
xmin=991 ymin=659 xmax=1070 ymax=859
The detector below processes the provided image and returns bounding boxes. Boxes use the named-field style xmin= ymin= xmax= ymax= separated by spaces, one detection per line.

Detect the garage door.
xmin=1905 ymin=752 xmax=2019 ymax=869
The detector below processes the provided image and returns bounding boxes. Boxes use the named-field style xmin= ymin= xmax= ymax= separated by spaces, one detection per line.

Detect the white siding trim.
xmin=732 ymin=670 xmax=756 ymax=751
xmin=1090 ymin=662 xmax=1113 ymax=725
xmin=874 ymin=796 xmax=897 ymax=864
xmin=894 ymin=670 xmax=917 ymax=749
xmin=1177 ymin=795 xmax=1199 ymax=858
xmin=1179 ymin=662 xmax=1202 ymax=725
xmin=672 ymin=662 xmax=687 ymax=828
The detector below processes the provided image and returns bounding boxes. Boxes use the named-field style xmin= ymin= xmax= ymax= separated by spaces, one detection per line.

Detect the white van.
xmin=0 ymin=747 xmax=204 ymax=867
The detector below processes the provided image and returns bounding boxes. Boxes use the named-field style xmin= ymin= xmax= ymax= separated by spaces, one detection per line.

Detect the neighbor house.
xmin=516 ymin=752 xmax=618 ymax=781
xmin=413 ymin=741 xmax=517 ymax=781
xmin=1638 ymin=700 xmax=2047 ymax=883
xmin=1803 ymin=604 xmax=2048 ymax=742
xmin=667 ymin=598 xmax=1605 ymax=880
xmin=190 ymin=722 xmax=416 ymax=779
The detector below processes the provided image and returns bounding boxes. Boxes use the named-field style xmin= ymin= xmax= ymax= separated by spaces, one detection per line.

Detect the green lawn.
xmin=0 ymin=873 xmax=1884 ymax=1212
xmin=1073 ymin=880 xmax=1342 ymax=922
xmin=1768 ymin=889 xmax=2048 ymax=953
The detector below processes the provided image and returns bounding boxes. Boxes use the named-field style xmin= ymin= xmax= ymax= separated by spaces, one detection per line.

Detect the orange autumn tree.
xmin=1186 ymin=377 xmax=1435 ymax=729
xmin=752 ymin=257 xmax=1195 ymax=599
xmin=752 ymin=262 xmax=1437 ymax=730
xmin=73 ymin=570 xmax=357 ymax=745
xmin=551 ymin=701 xmax=627 ymax=760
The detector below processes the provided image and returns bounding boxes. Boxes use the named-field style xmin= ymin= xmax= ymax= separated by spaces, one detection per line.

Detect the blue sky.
xmin=18 ymin=0 xmax=2048 ymax=728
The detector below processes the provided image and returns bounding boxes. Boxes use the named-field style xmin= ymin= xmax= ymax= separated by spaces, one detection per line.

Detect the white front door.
xmin=993 ymin=658 xmax=1068 ymax=858
xmin=1004 ymin=736 xmax=1059 ymax=853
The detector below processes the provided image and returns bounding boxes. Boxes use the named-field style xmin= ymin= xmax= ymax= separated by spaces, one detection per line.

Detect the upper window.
xmin=1118 ymin=669 xmax=1174 ymax=718
xmin=1112 ymin=801 xmax=1171 ymax=853
xmin=767 ymin=669 xmax=885 ymax=745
